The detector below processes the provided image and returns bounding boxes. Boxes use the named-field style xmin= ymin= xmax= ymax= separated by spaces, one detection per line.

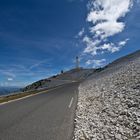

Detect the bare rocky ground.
xmin=74 ymin=52 xmax=140 ymax=140
xmin=22 ymin=68 xmax=94 ymax=92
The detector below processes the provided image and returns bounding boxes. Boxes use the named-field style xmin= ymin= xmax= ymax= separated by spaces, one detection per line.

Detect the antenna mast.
xmin=76 ymin=56 xmax=79 ymax=69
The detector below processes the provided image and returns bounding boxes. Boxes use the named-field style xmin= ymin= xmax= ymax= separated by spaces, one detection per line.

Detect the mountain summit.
xmin=22 ymin=68 xmax=94 ymax=92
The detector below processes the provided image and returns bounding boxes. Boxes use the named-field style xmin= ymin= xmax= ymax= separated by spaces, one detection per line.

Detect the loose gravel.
xmin=74 ymin=55 xmax=140 ymax=140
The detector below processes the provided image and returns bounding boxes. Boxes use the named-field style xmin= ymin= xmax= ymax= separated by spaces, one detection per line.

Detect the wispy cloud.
xmin=7 ymin=78 xmax=13 ymax=81
xmin=29 ymin=59 xmax=48 ymax=70
xmin=0 ymin=60 xmax=51 ymax=87
xmin=78 ymin=28 xmax=84 ymax=37
xmin=80 ymin=0 xmax=133 ymax=58
xmin=0 ymin=70 xmax=16 ymax=78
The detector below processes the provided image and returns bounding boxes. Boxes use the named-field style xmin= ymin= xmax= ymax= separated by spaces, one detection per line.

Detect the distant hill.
xmin=0 ymin=87 xmax=20 ymax=96
xmin=22 ymin=68 xmax=95 ymax=92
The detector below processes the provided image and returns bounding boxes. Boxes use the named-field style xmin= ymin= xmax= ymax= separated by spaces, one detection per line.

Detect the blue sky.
xmin=0 ymin=0 xmax=140 ymax=87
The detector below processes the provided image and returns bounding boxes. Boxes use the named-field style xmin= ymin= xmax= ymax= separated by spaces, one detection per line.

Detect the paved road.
xmin=0 ymin=82 xmax=79 ymax=140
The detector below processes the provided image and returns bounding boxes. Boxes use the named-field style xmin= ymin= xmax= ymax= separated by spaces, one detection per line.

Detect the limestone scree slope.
xmin=74 ymin=50 xmax=140 ymax=140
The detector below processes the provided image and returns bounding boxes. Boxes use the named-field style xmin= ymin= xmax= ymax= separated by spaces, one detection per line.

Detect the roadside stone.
xmin=74 ymin=56 xmax=140 ymax=140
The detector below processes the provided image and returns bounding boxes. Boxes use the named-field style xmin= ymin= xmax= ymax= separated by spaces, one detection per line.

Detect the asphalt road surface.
xmin=0 ymin=82 xmax=79 ymax=140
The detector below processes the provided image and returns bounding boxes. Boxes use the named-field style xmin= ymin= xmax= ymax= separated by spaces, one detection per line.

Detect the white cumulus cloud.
xmin=82 ymin=0 xmax=133 ymax=57
xmin=99 ymin=38 xmax=129 ymax=53
xmin=83 ymin=36 xmax=100 ymax=55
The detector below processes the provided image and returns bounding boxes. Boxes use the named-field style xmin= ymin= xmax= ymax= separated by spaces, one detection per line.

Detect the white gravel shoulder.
xmin=74 ymin=57 xmax=140 ymax=140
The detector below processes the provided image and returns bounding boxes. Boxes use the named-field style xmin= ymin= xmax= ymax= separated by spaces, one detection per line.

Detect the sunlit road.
xmin=0 ymin=82 xmax=79 ymax=140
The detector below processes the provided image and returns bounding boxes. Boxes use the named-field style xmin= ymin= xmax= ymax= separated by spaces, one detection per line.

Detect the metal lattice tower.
xmin=76 ymin=56 xmax=79 ymax=69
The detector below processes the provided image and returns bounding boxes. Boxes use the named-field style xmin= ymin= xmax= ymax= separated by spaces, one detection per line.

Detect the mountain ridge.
xmin=22 ymin=50 xmax=140 ymax=92
xmin=22 ymin=68 xmax=95 ymax=92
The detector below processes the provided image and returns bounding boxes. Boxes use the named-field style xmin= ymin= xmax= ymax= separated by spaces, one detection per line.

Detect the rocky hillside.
xmin=74 ymin=50 xmax=140 ymax=140
xmin=22 ymin=68 xmax=94 ymax=92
